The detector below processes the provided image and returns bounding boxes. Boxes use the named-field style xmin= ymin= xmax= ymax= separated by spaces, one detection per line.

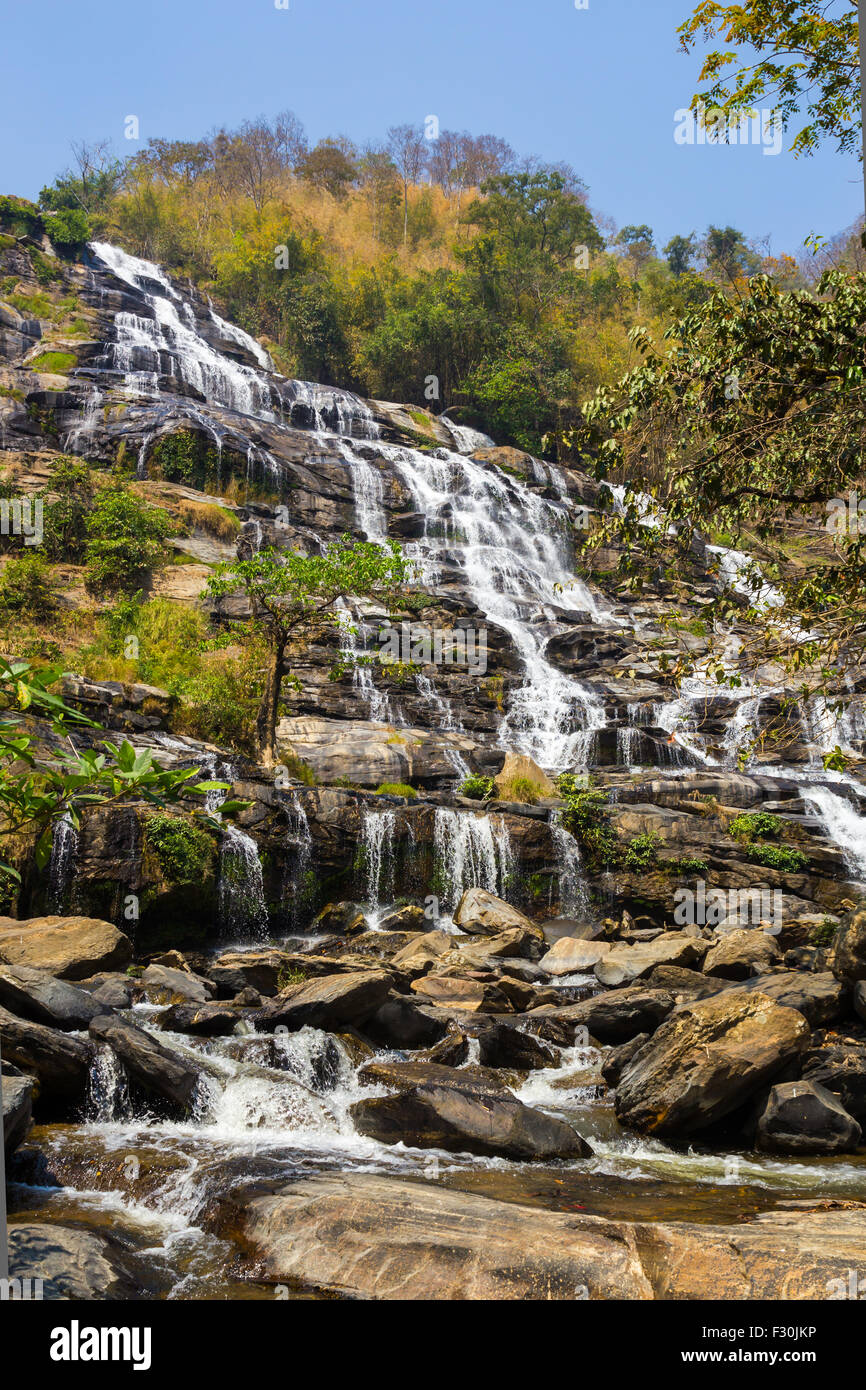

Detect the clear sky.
xmin=1 ymin=0 xmax=861 ymax=256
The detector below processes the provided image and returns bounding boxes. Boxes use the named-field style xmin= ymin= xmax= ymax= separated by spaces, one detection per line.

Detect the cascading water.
xmin=360 ymin=808 xmax=397 ymax=912
xmin=433 ymin=807 xmax=513 ymax=912
xmin=549 ymin=812 xmax=590 ymax=918
xmin=281 ymin=790 xmax=314 ymax=929
xmin=47 ymin=811 xmax=79 ymax=913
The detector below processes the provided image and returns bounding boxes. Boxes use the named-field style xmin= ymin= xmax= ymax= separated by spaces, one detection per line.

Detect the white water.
xmin=433 ymin=807 xmax=513 ymax=911
xmin=47 ymin=811 xmax=79 ymax=913
xmin=360 ymin=808 xmax=397 ymax=911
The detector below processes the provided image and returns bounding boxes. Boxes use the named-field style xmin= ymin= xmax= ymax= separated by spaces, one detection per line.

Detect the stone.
xmin=7 ymin=1222 xmax=143 ymax=1300
xmin=158 ymin=1002 xmax=241 ymax=1036
xmin=453 ymin=888 xmax=541 ymax=937
xmin=377 ymin=904 xmax=428 ymax=933
xmin=141 ymin=963 xmax=215 ymax=1004
xmin=0 ymin=915 xmax=132 ymax=980
xmin=452 ymin=927 xmax=541 ymax=963
xmin=313 ymin=901 xmax=368 ymax=935
xmin=494 ymin=753 xmax=556 ymax=799
xmin=350 ymin=1077 xmax=589 ymax=1161
xmin=539 ymin=937 xmax=612 ymax=976
xmin=89 ymin=1014 xmax=199 ymax=1110
xmin=0 ymin=1005 xmax=93 ymax=1105
xmin=855 ymin=981 xmax=866 ymax=1024
xmin=801 ymin=1039 xmax=866 ymax=1122
xmin=389 ymin=931 xmax=453 ymax=972
xmin=364 ymin=994 xmax=449 ymax=1048
xmin=533 ymin=987 xmax=675 ymax=1044
xmin=410 ymin=974 xmax=512 ymax=1013
xmin=0 ymin=963 xmax=111 ymax=1030
xmin=594 ymin=932 xmax=707 ymax=987
xmin=255 ymin=971 xmax=391 ymax=1031
xmin=723 ymin=971 xmax=846 ymax=1028
xmin=830 ymin=906 xmax=866 ymax=984
xmin=3 ymin=1072 xmax=33 ymax=1155
xmin=614 ymin=990 xmax=810 ymax=1137
xmin=601 ymin=1034 xmax=651 ymax=1088
xmin=703 ymin=928 xmax=782 ymax=980
xmin=206 ymin=950 xmax=295 ymax=997
xmin=471 ymin=1022 xmax=558 ymax=1071
xmin=756 ymin=1080 xmax=862 ymax=1155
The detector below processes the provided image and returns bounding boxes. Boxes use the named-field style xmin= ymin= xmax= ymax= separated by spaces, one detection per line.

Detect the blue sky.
xmin=2 ymin=0 xmax=861 ymax=256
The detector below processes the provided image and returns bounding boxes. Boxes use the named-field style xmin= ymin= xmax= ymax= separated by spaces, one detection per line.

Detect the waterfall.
xmin=218 ymin=824 xmax=268 ymax=938
xmin=549 ymin=812 xmax=590 ymax=918
xmin=440 ymin=418 xmax=494 ymax=454
xmin=282 ymin=791 xmax=314 ymax=929
xmin=360 ymin=808 xmax=397 ymax=911
xmin=47 ymin=811 xmax=79 ymax=913
xmin=64 ymin=383 xmax=102 ymax=453
xmin=433 ymin=807 xmax=513 ymax=912
xmin=335 ymin=600 xmax=400 ymax=723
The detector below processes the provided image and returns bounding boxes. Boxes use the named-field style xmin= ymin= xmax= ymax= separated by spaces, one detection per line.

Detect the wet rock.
xmin=601 ymin=1034 xmax=650 ymax=1088
xmin=540 ymin=937 xmax=611 ymax=976
xmin=158 ymin=1002 xmax=241 ymax=1036
xmin=358 ymin=1058 xmax=508 ymax=1094
xmin=801 ymin=1038 xmax=866 ymax=1121
xmin=615 ymin=990 xmax=810 ymax=1137
xmin=141 ymin=963 xmax=215 ymax=1004
xmin=451 ymin=927 xmax=542 ymax=964
xmin=830 ymin=906 xmax=866 ymax=984
xmin=594 ymin=932 xmax=707 ymax=987
xmin=471 ymin=1021 xmax=558 ymax=1070
xmin=377 ymin=904 xmax=428 ymax=933
xmin=410 ymin=974 xmax=513 ymax=1013
xmin=493 ymin=753 xmax=556 ymax=798
xmin=645 ymin=964 xmax=722 ymax=998
xmin=755 ymin=1080 xmax=862 ymax=1155
xmin=364 ymin=993 xmax=450 ymax=1048
xmin=255 ymin=970 xmax=392 ymax=1031
xmin=0 ymin=963 xmax=111 ymax=1030
xmin=0 ymin=1005 xmax=93 ymax=1105
xmin=533 ymin=987 xmax=675 ymax=1044
xmin=313 ymin=901 xmax=367 ymax=934
xmin=206 ymin=949 xmax=295 ymax=997
xmin=3 ymin=1072 xmax=33 ymax=1155
xmin=89 ymin=1014 xmax=199 ymax=1111
xmin=350 ymin=1075 xmax=589 ymax=1161
xmin=0 ymin=914 xmax=132 ymax=979
xmin=703 ymin=928 xmax=782 ymax=980
xmin=453 ymin=888 xmax=541 ymax=937
xmin=7 ymin=1222 xmax=144 ymax=1300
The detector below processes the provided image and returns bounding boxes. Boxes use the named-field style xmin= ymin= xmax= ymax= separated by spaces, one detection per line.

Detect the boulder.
xmin=452 ymin=927 xmax=541 ymax=964
xmin=533 ymin=987 xmax=675 ymax=1044
xmin=364 ymin=994 xmax=449 ymax=1048
xmin=80 ymin=973 xmax=135 ymax=1009
xmin=756 ymin=1080 xmax=862 ymax=1155
xmin=723 ymin=971 xmax=845 ymax=1028
xmin=472 ymin=1022 xmax=558 ymax=1071
xmin=377 ymin=904 xmax=428 ymax=933
xmin=206 ymin=950 xmax=295 ymax=998
xmin=703 ymin=929 xmax=782 ymax=980
xmin=831 ymin=906 xmax=866 ymax=984
xmin=801 ymin=1039 xmax=866 ymax=1122
xmin=89 ymin=1014 xmax=199 ymax=1110
xmin=614 ymin=990 xmax=810 ymax=1137
xmin=390 ymin=931 xmax=453 ymax=972
xmin=158 ymin=1002 xmax=241 ymax=1036
xmin=540 ymin=937 xmax=611 ymax=976
xmin=453 ymin=889 xmax=541 ymax=938
xmin=494 ymin=753 xmax=556 ymax=799
xmin=7 ymin=1222 xmax=143 ymax=1300
xmin=0 ymin=963 xmax=111 ymax=1030
xmin=645 ymin=965 xmax=721 ymax=999
xmin=410 ymin=974 xmax=513 ymax=1013
xmin=141 ymin=963 xmax=215 ymax=1004
xmin=601 ymin=1034 xmax=651 ymax=1088
xmin=3 ymin=1072 xmax=33 ymax=1155
xmin=0 ymin=1005 xmax=93 ymax=1105
xmin=0 ymin=915 xmax=132 ymax=980
xmin=594 ymin=932 xmax=707 ymax=987
xmin=255 ymin=971 xmax=391 ymax=1031
xmin=358 ymin=1058 xmax=508 ymax=1094
xmin=350 ymin=1076 xmax=589 ymax=1161
xmin=313 ymin=901 xmax=368 ymax=934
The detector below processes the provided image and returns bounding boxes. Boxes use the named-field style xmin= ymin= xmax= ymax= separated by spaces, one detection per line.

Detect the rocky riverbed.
xmin=2 ymin=235 xmax=866 ymax=1300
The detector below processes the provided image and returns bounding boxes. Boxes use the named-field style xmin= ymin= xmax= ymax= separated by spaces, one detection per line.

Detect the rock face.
xmin=89 ymin=1014 xmax=199 ymax=1111
xmin=352 ymin=1071 xmax=589 ymax=1160
xmin=0 ymin=1005 xmax=93 ymax=1106
xmin=755 ymin=1080 xmax=862 ymax=1155
xmin=0 ymin=963 xmax=110 ymax=1030
xmin=214 ymin=1171 xmax=866 ymax=1300
xmin=614 ymin=991 xmax=810 ymax=1137
xmin=3 ymin=1072 xmax=33 ymax=1155
xmin=0 ymin=916 xmax=132 ymax=979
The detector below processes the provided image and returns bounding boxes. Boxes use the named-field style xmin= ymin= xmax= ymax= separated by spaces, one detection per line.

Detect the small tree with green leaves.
xmin=206 ymin=536 xmax=411 ymax=765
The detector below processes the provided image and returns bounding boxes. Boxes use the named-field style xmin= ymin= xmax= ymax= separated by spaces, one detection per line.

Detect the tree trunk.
xmin=256 ymin=638 xmax=286 ymax=768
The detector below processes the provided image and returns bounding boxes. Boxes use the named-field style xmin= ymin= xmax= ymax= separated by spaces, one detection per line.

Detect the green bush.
xmin=459 ymin=774 xmax=494 ymax=801
xmin=664 ymin=856 xmax=709 ymax=875
xmin=42 ymin=456 xmax=94 ymax=562
xmin=728 ymin=812 xmax=782 ymax=841
xmin=0 ymin=195 xmax=42 ymax=239
xmin=375 ymin=782 xmax=417 ymax=798
xmin=0 ymin=553 xmax=55 ymax=618
xmin=43 ymin=207 xmax=91 ymax=252
xmin=498 ymin=775 xmax=545 ymax=805
xmin=29 ymin=351 xmax=76 ymax=374
xmin=622 ymin=832 xmax=660 ymax=872
xmin=84 ymin=483 xmax=175 ymax=594
xmin=559 ymin=787 xmax=619 ymax=867
xmin=144 ymin=813 xmax=215 ymax=885
xmin=744 ymin=842 xmax=809 ymax=872
xmin=810 ymin=918 xmax=839 ymax=948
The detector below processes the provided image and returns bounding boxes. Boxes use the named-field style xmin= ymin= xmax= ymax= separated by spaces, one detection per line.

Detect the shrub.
xmin=280 ymin=751 xmax=317 ymax=786
xmin=375 ymin=782 xmax=417 ymax=798
xmin=84 ymin=483 xmax=176 ymax=594
xmin=559 ymin=787 xmax=619 ymax=867
xmin=810 ymin=917 xmax=839 ymax=948
xmin=43 ymin=207 xmax=91 ymax=252
xmin=29 ymin=351 xmax=76 ymax=374
xmin=0 ymin=552 xmax=55 ymax=618
xmin=42 ymin=455 xmax=94 ymax=561
xmin=459 ymin=774 xmax=494 ymax=801
xmin=744 ymin=843 xmax=809 ymax=872
xmin=729 ymin=812 xmax=782 ymax=841
xmin=498 ymin=775 xmax=544 ymax=805
xmin=664 ymin=856 xmax=709 ymax=875
xmin=622 ymin=831 xmax=660 ymax=872
xmin=144 ymin=813 xmax=215 ymax=885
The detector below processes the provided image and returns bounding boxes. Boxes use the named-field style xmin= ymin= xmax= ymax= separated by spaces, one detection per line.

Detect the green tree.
xmin=84 ymin=483 xmax=176 ymax=594
xmin=206 ymin=538 xmax=411 ymax=764
xmin=678 ymin=2 xmax=860 ymax=157
xmin=664 ymin=232 xmax=698 ymax=275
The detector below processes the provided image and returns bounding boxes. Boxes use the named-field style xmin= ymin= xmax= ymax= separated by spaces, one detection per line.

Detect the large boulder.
xmin=157 ymin=1002 xmax=241 ymax=1036
xmin=831 ymin=906 xmax=866 ymax=984
xmin=722 ymin=971 xmax=846 ymax=1028
xmin=390 ymin=931 xmax=453 ymax=972
xmin=453 ymin=889 xmax=541 ymax=938
xmin=703 ymin=929 xmax=781 ymax=980
xmin=540 ymin=937 xmax=611 ymax=976
xmin=3 ymin=1072 xmax=33 ymax=1155
xmin=493 ymin=753 xmax=556 ymax=799
xmin=801 ymin=1039 xmax=866 ymax=1122
xmin=0 ymin=1005 xmax=93 ymax=1105
xmin=614 ymin=990 xmax=810 ymax=1137
xmin=255 ymin=971 xmax=391 ymax=1032
xmin=532 ymin=987 xmax=676 ymax=1044
xmin=0 ymin=963 xmax=111 ymax=1030
xmin=364 ymin=994 xmax=449 ymax=1048
xmin=89 ymin=1014 xmax=199 ymax=1111
xmin=410 ymin=974 xmax=513 ymax=1013
xmin=0 ymin=915 xmax=132 ymax=980
xmin=594 ymin=932 xmax=706 ymax=987
xmin=471 ymin=1022 xmax=558 ymax=1071
xmin=755 ymin=1080 xmax=862 ymax=1155
xmin=350 ymin=1073 xmax=589 ymax=1161
xmin=141 ymin=963 xmax=215 ymax=1005
xmin=7 ymin=1222 xmax=144 ymax=1300
xmin=206 ymin=949 xmax=296 ymax=998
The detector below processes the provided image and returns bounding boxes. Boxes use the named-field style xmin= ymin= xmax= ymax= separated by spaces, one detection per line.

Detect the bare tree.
xmin=273 ymin=109 xmax=308 ymax=171
xmin=386 ymin=123 xmax=428 ymax=244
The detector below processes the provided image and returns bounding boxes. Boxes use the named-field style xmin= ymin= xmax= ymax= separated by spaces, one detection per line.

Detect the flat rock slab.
xmin=214 ymin=1171 xmax=866 ymax=1300
xmin=0 ymin=915 xmax=132 ymax=980
xmin=7 ymin=1221 xmax=144 ymax=1300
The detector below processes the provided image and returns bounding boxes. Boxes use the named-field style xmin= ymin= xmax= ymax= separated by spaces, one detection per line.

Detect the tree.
xmin=39 ymin=139 xmax=124 ymax=219
xmin=616 ymin=224 xmax=657 ymax=276
xmin=386 ymin=124 xmax=428 ymax=244
xmin=273 ymin=109 xmax=308 ymax=171
xmin=298 ymin=140 xmax=358 ymax=198
xmin=358 ymin=149 xmax=401 ymax=241
xmin=84 ymin=483 xmax=176 ymax=595
xmin=206 ymin=538 xmax=411 ymax=765
xmin=664 ymin=232 xmax=698 ymax=275
xmin=678 ymin=2 xmax=860 ymax=157
xmin=702 ymin=224 xmax=762 ymax=281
